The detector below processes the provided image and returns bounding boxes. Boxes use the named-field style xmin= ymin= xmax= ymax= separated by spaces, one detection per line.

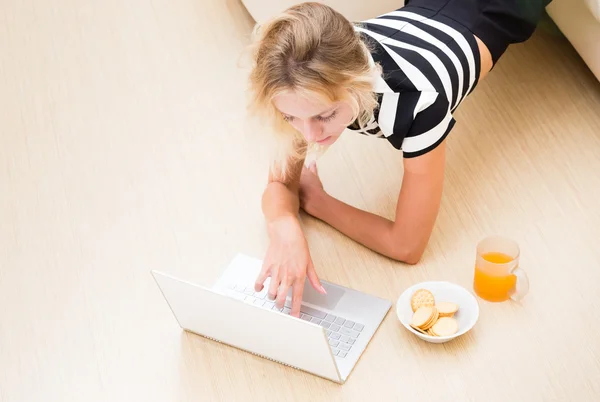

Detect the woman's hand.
xmin=254 ymin=215 xmax=326 ymax=317
xmin=299 ymin=162 xmax=325 ymax=216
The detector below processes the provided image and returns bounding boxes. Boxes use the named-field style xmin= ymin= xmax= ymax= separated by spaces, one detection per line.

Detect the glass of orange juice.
xmin=474 ymin=236 xmax=529 ymax=302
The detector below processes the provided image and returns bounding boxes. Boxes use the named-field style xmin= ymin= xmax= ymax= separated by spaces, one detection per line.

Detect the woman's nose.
xmin=302 ymin=120 xmax=322 ymax=143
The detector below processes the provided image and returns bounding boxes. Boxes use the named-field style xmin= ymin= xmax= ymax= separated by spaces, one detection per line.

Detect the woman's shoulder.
xmin=356 ymin=25 xmax=431 ymax=94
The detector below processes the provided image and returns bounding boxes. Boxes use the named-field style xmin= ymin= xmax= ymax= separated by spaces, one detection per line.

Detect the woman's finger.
xmin=267 ymin=265 xmax=280 ymax=300
xmin=254 ymin=263 xmax=271 ymax=292
xmin=306 ymin=260 xmax=326 ymax=294
xmin=275 ymin=279 xmax=292 ymax=309
xmin=290 ymin=279 xmax=305 ymax=318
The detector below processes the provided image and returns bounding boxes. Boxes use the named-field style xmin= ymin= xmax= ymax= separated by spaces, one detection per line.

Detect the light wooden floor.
xmin=1 ymin=1 xmax=600 ymax=401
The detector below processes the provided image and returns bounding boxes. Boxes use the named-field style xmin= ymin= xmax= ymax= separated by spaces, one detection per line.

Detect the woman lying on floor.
xmin=247 ymin=0 xmax=551 ymax=316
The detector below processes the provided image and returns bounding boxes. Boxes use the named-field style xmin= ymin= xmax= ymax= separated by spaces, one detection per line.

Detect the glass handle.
xmin=510 ymin=267 xmax=529 ymax=301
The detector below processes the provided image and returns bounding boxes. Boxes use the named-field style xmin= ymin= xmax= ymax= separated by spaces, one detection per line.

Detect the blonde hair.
xmin=247 ymin=2 xmax=380 ymax=177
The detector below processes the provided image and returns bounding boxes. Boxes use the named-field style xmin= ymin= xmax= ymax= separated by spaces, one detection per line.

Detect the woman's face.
xmin=272 ymin=91 xmax=354 ymax=146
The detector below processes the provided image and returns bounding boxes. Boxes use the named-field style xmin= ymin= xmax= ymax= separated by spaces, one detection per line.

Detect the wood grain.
xmin=1 ymin=1 xmax=599 ymax=401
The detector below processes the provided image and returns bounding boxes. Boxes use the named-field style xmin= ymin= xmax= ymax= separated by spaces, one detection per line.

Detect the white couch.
xmin=546 ymin=0 xmax=600 ymax=81
xmin=241 ymin=0 xmax=600 ymax=81
xmin=240 ymin=1 xmax=403 ymax=24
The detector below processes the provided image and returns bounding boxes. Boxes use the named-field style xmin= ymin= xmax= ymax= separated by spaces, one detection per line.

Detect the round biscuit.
xmin=410 ymin=289 xmax=435 ymax=312
xmin=421 ymin=307 xmax=439 ymax=330
xmin=410 ymin=324 xmax=427 ymax=335
xmin=411 ymin=306 xmax=434 ymax=328
xmin=437 ymin=302 xmax=459 ymax=316
xmin=431 ymin=317 xmax=458 ymax=337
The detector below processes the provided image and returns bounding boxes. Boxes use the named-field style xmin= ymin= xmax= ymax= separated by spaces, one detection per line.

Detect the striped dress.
xmin=348 ymin=8 xmax=482 ymax=158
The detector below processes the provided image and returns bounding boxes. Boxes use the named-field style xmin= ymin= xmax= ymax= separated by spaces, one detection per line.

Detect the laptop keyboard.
xmin=228 ymin=284 xmax=364 ymax=359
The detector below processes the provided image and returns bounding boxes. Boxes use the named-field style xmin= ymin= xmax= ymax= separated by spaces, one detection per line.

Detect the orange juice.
xmin=473 ymin=252 xmax=517 ymax=302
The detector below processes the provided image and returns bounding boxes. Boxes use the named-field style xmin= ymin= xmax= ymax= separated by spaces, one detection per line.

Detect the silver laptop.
xmin=151 ymin=253 xmax=391 ymax=383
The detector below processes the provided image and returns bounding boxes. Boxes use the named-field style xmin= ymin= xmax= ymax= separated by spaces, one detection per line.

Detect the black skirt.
xmin=403 ymin=0 xmax=552 ymax=63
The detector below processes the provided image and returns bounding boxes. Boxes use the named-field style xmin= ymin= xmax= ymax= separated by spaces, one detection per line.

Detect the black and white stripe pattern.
xmin=348 ymin=8 xmax=481 ymax=158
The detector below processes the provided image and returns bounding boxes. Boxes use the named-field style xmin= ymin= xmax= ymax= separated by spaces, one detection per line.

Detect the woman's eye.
xmin=318 ymin=111 xmax=337 ymax=123
xmin=282 ymin=115 xmax=294 ymax=122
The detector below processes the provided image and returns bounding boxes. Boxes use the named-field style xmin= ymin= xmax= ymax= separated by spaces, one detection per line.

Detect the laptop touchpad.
xmin=300 ymin=280 xmax=344 ymax=310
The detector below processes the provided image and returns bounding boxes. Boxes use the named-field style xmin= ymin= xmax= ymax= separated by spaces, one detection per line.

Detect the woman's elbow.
xmin=388 ymin=241 xmax=425 ymax=265
xmin=405 ymin=251 xmax=424 ymax=265
xmin=395 ymin=249 xmax=423 ymax=265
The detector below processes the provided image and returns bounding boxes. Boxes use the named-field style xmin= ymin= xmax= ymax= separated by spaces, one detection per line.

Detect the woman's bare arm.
xmin=302 ymin=142 xmax=446 ymax=264
xmin=261 ymin=158 xmax=304 ymax=223
xmin=257 ymin=150 xmax=326 ymax=317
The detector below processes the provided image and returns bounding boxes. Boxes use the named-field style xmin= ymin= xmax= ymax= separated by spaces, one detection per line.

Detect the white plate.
xmin=396 ymin=281 xmax=480 ymax=344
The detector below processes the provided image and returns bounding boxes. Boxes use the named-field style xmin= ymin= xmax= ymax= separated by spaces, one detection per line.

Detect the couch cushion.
xmin=585 ymin=0 xmax=600 ymax=22
xmin=241 ymin=0 xmax=404 ymax=24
